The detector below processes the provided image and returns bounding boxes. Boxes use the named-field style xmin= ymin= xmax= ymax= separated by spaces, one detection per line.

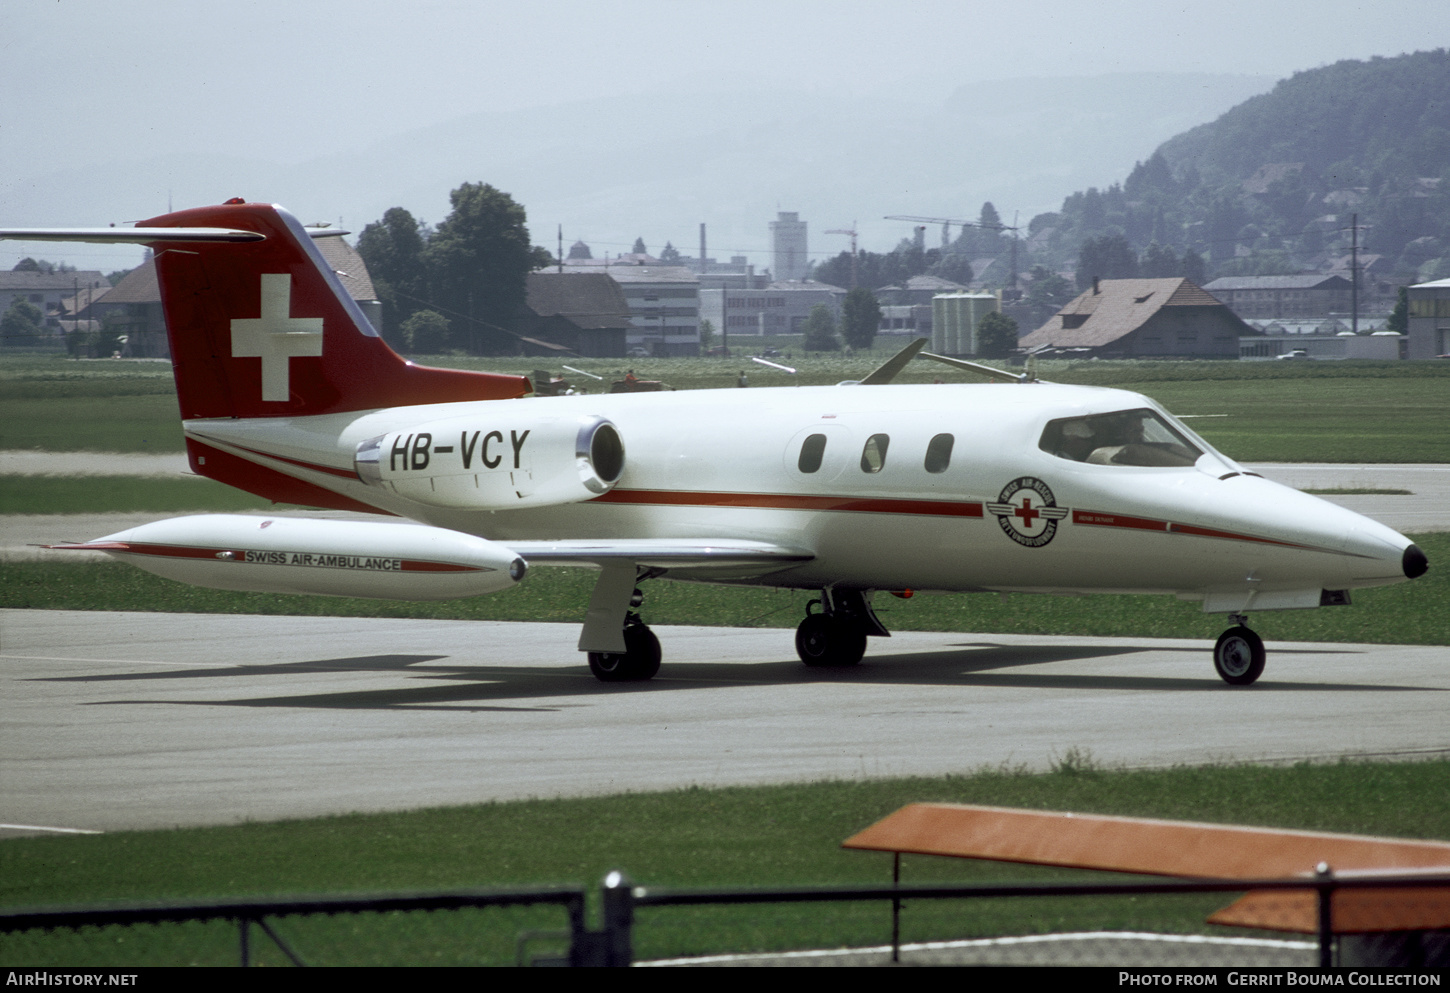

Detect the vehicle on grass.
xmin=608 ymin=375 xmax=669 ymax=394
xmin=3 ymin=200 xmax=1428 ymax=685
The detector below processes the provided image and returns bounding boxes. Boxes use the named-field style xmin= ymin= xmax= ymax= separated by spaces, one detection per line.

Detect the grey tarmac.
xmin=3 ymin=609 xmax=1447 ymax=837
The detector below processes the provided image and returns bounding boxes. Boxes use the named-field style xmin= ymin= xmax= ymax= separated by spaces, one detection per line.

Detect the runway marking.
xmin=640 ymin=930 xmax=1314 ymax=966
xmin=0 ymin=823 xmax=103 ymax=835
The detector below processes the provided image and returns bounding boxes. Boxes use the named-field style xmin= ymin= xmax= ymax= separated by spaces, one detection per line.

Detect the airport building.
xmin=1406 ymin=276 xmax=1450 ymax=359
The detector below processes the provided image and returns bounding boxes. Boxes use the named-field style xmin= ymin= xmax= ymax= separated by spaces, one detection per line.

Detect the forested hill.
xmin=1158 ymin=49 xmax=1450 ymax=185
xmin=1026 ymin=49 xmax=1450 ymax=292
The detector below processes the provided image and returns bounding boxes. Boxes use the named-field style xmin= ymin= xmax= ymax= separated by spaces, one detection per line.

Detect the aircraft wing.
xmin=501 ymin=537 xmax=813 ymax=573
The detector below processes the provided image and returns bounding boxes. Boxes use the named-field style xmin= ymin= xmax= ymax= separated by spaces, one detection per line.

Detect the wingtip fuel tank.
xmin=48 ymin=514 xmax=527 ymax=601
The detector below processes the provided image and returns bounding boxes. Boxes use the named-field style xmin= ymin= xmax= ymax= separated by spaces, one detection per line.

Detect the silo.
xmin=932 ymin=292 xmax=999 ymax=356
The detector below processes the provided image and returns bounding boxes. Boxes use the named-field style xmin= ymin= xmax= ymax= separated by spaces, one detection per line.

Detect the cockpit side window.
xmin=1039 ymin=408 xmax=1201 ymax=467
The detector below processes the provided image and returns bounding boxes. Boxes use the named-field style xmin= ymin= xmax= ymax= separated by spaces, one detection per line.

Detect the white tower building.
xmin=770 ymin=211 xmax=809 ymax=282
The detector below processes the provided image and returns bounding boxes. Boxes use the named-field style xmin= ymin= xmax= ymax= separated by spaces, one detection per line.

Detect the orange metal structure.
xmin=842 ymin=803 xmax=1450 ymax=934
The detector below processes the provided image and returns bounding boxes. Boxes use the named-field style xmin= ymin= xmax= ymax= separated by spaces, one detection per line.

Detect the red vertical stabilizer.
xmin=140 ymin=201 xmax=529 ymax=421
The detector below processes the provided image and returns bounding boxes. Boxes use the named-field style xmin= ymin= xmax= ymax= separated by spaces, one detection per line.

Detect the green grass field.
xmin=0 ymin=475 xmax=275 ymax=514
xmin=4 ymin=354 xmax=1448 ymax=462
xmin=3 ymin=759 xmax=1447 ymax=966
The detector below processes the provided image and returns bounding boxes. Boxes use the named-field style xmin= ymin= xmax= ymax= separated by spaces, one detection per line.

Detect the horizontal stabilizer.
xmin=0 ymin=227 xmax=265 ymax=244
xmin=0 ymin=226 xmax=346 ymax=244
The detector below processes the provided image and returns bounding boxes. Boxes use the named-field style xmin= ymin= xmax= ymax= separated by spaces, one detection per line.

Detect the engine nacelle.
xmin=65 ymin=514 xmax=526 ymax=601
xmin=354 ymin=413 xmax=624 ymax=510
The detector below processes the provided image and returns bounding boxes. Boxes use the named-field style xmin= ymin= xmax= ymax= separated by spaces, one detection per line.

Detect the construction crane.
xmin=824 ymin=222 xmax=858 ymax=288
xmin=883 ymin=214 xmax=1017 ymax=247
xmin=884 ymin=213 xmax=1022 ymax=290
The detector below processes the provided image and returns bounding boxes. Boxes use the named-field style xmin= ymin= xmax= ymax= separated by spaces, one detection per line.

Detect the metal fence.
xmin=4 ymin=869 xmax=1447 ymax=967
xmin=0 ymin=887 xmax=593 ymax=966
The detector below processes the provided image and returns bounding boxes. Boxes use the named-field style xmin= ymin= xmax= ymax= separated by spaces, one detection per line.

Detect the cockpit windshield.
xmin=1039 ymin=408 xmax=1202 ymax=467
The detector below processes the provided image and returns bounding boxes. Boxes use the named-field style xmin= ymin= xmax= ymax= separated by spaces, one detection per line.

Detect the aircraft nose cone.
xmin=1403 ymin=543 xmax=1429 ymax=579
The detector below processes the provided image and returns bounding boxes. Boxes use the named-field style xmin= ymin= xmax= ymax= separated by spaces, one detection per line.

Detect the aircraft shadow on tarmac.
xmin=64 ymin=642 xmax=1437 ymax=712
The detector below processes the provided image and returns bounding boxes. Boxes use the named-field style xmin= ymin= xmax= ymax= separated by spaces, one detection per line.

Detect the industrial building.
xmin=1406 ymin=277 xmax=1450 ymax=359
xmin=698 ymin=280 xmax=845 ymax=341
xmin=1202 ymin=274 xmax=1352 ymax=320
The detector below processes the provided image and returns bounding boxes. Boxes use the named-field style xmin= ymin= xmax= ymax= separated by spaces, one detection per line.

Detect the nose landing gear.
xmin=795 ymin=589 xmax=887 ymax=667
xmin=1213 ymin=615 xmax=1265 ymax=686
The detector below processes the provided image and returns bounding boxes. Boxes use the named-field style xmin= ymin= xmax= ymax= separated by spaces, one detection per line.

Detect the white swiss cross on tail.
xmin=230 ymin=273 xmax=324 ymax=401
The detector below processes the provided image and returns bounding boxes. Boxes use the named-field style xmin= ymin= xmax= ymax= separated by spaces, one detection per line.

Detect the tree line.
xmin=357 ymin=182 xmax=551 ymax=355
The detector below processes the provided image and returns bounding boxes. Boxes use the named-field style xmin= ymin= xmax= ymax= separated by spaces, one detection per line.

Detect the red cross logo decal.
xmin=987 ymin=477 xmax=1070 ymax=548
xmin=1014 ymin=498 xmax=1040 ymax=528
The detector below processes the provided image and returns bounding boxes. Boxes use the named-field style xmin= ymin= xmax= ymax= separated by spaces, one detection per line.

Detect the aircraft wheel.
xmin=1214 ymin=626 xmax=1265 ymax=686
xmin=588 ymin=621 xmax=661 ymax=682
xmin=796 ymin=614 xmax=867 ymax=667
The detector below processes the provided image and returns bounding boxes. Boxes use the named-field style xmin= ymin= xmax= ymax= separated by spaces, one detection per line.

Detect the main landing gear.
xmin=795 ymin=589 xmax=889 ymax=667
xmin=1213 ymin=614 xmax=1265 ymax=686
xmin=587 ymin=585 xmax=661 ymax=683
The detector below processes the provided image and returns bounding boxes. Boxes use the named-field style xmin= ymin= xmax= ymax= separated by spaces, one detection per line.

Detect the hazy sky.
xmin=7 ymin=0 xmax=1448 ymax=167
xmin=4 ymin=0 xmax=1449 ymax=269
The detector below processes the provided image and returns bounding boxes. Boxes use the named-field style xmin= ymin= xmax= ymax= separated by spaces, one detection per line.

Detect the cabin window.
xmin=924 ymin=433 xmax=954 ymax=473
xmin=861 ymin=434 xmax=889 ymax=473
xmin=1039 ymin=408 xmax=1201 ymax=467
xmin=798 ymin=433 xmax=827 ymax=473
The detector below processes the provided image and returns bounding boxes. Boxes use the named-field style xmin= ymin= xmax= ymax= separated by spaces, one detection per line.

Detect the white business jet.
xmin=4 ymin=201 xmax=1427 ymax=685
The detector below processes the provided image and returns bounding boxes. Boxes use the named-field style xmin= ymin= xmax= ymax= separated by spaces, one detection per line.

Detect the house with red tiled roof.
xmin=1019 ymin=278 xmax=1252 ymax=359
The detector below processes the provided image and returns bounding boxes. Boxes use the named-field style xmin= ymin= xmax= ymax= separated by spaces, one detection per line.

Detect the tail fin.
xmin=139 ymin=200 xmax=528 ymax=420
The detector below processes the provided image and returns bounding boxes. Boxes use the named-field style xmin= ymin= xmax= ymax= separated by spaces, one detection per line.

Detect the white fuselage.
xmin=183 ymin=382 xmax=1414 ymax=610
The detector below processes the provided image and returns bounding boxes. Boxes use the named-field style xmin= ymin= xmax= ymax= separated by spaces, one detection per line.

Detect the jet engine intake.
xmin=355 ymin=414 xmax=624 ymax=510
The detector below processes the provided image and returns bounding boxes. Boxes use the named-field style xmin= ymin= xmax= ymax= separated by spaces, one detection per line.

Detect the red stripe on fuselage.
xmin=1072 ymin=509 xmax=1313 ymax=550
xmin=185 ymin=438 xmax=390 ymax=514
xmin=594 ymin=488 xmax=984 ymax=517
xmin=228 ymin=443 xmax=360 ymax=480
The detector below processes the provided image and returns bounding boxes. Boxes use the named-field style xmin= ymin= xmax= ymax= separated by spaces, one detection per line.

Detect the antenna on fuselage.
xmin=918 ymin=351 xmax=1036 ymax=383
xmin=856 ymin=337 xmax=930 ymax=385
xmin=847 ymin=335 xmax=1042 ymax=386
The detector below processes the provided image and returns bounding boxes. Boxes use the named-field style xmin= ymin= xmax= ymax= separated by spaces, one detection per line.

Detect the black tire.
xmin=795 ymin=614 xmax=867 ymax=667
xmin=588 ymin=622 xmax=662 ymax=682
xmin=1214 ymin=626 xmax=1265 ymax=686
